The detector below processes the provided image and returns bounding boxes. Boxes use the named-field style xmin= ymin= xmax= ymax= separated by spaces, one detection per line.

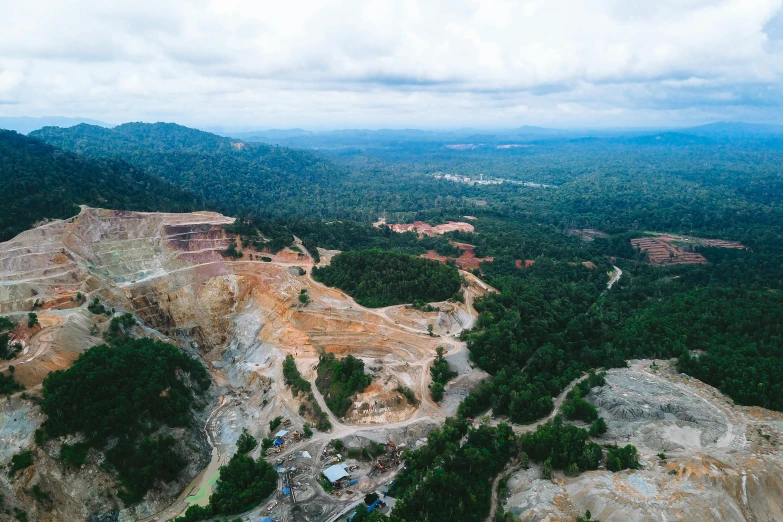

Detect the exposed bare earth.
xmin=631 ymin=234 xmax=746 ymax=265
xmin=421 ymin=241 xmax=494 ymax=271
xmin=0 ymin=207 xmax=491 ymax=522
xmin=2 ymin=208 xmax=781 ymax=522
xmin=502 ymin=360 xmax=783 ymax=522
xmin=382 ymin=220 xmax=475 ymax=236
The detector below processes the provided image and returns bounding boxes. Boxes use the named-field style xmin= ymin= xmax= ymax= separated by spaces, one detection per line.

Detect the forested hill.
xmin=0 ymin=130 xmax=203 ymax=241
xmin=34 ymin=122 xmax=256 ymax=155
xmin=31 ymin=122 xmax=350 ymax=219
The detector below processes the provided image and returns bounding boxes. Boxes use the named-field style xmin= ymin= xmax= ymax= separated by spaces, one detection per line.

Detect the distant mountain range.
xmin=0 ymin=116 xmax=110 ymax=135
xmin=227 ymin=121 xmax=783 ymax=149
xmin=5 ymin=117 xmax=781 ymax=147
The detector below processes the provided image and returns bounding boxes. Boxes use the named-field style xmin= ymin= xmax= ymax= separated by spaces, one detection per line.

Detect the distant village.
xmin=433 ymin=173 xmax=555 ymax=188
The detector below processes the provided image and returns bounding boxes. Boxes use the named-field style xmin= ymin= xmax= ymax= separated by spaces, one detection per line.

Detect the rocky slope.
xmin=0 ymin=207 xmax=486 ymax=521
xmin=502 ymin=360 xmax=783 ymax=522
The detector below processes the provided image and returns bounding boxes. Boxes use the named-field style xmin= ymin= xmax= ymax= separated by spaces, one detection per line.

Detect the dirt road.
xmin=607 ymin=265 xmax=623 ymax=289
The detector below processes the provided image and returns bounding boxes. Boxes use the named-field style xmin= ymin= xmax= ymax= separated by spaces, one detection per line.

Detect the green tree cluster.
xmin=519 ymin=417 xmax=603 ymax=473
xmin=40 ymin=337 xmax=210 ymax=503
xmin=174 ymin=453 xmax=277 ymax=521
xmin=312 ymin=250 xmax=461 ymax=308
xmin=283 ymin=355 xmax=332 ymax=431
xmin=430 ymin=346 xmax=457 ymax=402
xmin=561 ymin=372 xmax=605 ymax=423
xmin=316 ymin=353 xmax=372 ymax=417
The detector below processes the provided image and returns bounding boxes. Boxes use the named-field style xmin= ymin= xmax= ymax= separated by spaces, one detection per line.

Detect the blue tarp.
xmin=283 ymin=487 xmax=291 ymax=495
xmin=273 ymin=439 xmax=283 ymax=447
xmin=349 ymin=478 xmax=359 ymax=485
xmin=260 ymin=518 xmax=273 ymax=522
xmin=367 ymin=499 xmax=382 ymax=514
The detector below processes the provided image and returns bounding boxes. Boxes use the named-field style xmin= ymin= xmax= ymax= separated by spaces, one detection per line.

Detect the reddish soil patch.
xmin=463 ymin=215 xmax=478 ymax=220
xmin=582 ymin=261 xmax=597 ymax=269
xmin=631 ymin=235 xmax=747 ymax=266
xmin=422 ymin=251 xmax=449 ymax=263
xmin=388 ymin=221 xmax=475 ymax=236
xmin=422 ymin=242 xmax=493 ymax=271
xmin=701 ymin=239 xmax=747 ymax=249
xmin=515 ymin=260 xmax=535 ymax=269
xmin=631 ymin=237 xmax=708 ymax=265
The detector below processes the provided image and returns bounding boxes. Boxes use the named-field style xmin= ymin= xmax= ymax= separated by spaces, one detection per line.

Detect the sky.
xmin=1 ymin=0 xmax=782 ymax=130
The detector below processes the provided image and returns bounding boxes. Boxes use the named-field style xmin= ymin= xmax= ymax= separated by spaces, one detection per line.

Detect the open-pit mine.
xmin=1 ymin=208 xmax=782 ymax=522
xmin=0 ymin=207 xmax=490 ymax=522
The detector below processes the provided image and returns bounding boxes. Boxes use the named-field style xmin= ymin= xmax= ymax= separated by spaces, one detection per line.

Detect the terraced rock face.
xmin=0 ymin=207 xmax=487 ymax=522
xmin=503 ymin=362 xmax=783 ymax=522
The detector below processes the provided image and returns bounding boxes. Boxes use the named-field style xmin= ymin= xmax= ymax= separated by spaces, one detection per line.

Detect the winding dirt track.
xmin=144 ymin=242 xmax=478 ymax=521
xmin=485 ymin=268 xmax=623 ymax=521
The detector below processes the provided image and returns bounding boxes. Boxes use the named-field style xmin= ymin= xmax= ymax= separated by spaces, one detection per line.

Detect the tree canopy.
xmin=313 ymin=250 xmax=461 ymax=308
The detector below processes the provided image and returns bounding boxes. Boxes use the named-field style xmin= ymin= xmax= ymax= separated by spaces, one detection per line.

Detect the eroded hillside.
xmin=0 ymin=207 xmax=489 ymax=522
xmin=501 ymin=360 xmax=783 ymax=522
xmin=3 ymin=207 xmax=783 ymax=522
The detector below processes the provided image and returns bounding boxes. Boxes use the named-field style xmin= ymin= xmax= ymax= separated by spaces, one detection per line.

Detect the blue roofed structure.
xmin=323 ymin=463 xmax=349 ymax=483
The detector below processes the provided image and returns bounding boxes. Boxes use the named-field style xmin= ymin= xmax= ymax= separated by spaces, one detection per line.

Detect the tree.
xmin=430 ymin=382 xmax=445 ymax=403
xmin=236 ymin=429 xmax=258 ymax=454
xmin=316 ymin=353 xmax=372 ymax=417
xmin=606 ymin=445 xmax=639 ymax=472
xmin=541 ymin=457 xmax=553 ymax=480
xmin=312 ymin=250 xmax=461 ymax=308
xmin=589 ymin=418 xmax=608 ymax=437
xmin=27 ymin=313 xmax=38 ymax=328
xmin=430 ymin=346 xmax=457 ymax=403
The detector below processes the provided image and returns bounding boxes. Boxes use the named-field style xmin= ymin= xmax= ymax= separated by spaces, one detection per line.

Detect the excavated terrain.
xmin=0 ymin=207 xmax=490 ymax=522
xmin=5 ymin=207 xmax=782 ymax=522
xmin=502 ymin=360 xmax=783 ymax=522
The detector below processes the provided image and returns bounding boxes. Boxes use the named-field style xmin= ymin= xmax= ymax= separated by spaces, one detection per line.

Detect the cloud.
xmin=0 ymin=0 xmax=781 ymax=128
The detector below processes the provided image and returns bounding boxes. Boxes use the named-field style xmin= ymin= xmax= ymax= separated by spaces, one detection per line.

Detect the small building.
xmin=275 ymin=429 xmax=289 ymax=439
xmin=323 ymin=463 xmax=349 ymax=484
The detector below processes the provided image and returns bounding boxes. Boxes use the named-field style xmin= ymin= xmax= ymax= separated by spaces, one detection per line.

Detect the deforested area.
xmin=4 ymin=10 xmax=783 ymax=518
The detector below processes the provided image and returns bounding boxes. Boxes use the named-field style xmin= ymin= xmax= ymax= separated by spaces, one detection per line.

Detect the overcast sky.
xmin=1 ymin=0 xmax=782 ymax=130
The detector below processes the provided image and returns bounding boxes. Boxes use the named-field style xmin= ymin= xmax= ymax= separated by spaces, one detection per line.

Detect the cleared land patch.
xmin=421 ymin=241 xmax=493 ymax=271
xmin=631 ymin=234 xmax=746 ymax=265
xmin=382 ymin=220 xmax=475 ymax=236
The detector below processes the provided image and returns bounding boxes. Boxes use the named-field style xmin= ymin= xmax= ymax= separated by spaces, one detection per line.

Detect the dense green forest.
xmin=6 ymin=120 xmax=783 ymax=520
xmin=385 ymin=418 xmax=517 ymax=522
xmin=0 ymin=130 xmax=202 ymax=241
xmin=312 ymin=250 xmax=462 ymax=307
xmin=41 ymin=337 xmax=210 ymax=504
xmin=31 ymin=123 xmax=462 ymax=223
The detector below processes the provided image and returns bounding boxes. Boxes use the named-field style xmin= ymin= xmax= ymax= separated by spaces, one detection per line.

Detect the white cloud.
xmin=0 ymin=0 xmax=781 ymax=128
